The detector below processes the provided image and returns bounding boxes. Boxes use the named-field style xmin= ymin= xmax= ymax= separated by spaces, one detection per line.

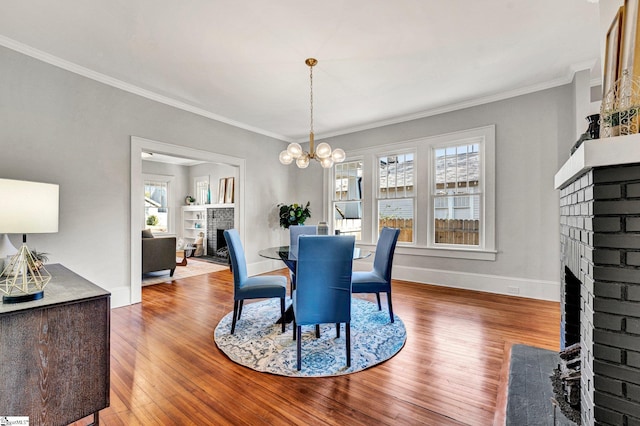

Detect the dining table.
xmin=258 ymin=244 xmax=371 ymax=323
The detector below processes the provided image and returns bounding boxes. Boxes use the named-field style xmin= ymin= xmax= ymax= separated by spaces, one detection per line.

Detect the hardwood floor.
xmin=72 ymin=268 xmax=560 ymax=426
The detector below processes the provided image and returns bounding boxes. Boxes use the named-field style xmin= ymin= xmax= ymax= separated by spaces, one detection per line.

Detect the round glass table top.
xmin=258 ymin=245 xmax=370 ymax=261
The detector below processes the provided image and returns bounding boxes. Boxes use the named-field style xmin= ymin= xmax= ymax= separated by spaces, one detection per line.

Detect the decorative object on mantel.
xmin=185 ymin=195 xmax=196 ymax=205
xmin=571 ymin=114 xmax=601 ymax=154
xmin=0 ymin=178 xmax=59 ymax=303
xmin=278 ymin=202 xmax=311 ymax=229
xmin=317 ymin=221 xmax=329 ymax=235
xmin=279 ymin=58 xmax=346 ymax=169
xmin=600 ymin=2 xmax=640 ymax=138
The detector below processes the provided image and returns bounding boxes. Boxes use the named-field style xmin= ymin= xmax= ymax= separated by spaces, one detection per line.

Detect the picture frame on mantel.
xmin=621 ymin=0 xmax=640 ymax=80
xmin=603 ymin=6 xmax=624 ymax=98
xmin=225 ymin=177 xmax=234 ymax=204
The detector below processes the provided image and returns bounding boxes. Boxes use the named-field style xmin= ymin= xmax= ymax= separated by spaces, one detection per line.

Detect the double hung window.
xmin=332 ymin=160 xmax=363 ymax=239
xmin=377 ymin=152 xmax=415 ymax=243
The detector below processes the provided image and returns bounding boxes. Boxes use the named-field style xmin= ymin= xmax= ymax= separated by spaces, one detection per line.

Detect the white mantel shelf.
xmin=554 ymin=133 xmax=640 ymax=189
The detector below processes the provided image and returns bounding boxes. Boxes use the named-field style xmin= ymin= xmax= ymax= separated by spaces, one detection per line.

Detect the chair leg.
xmin=292 ymin=318 xmax=297 ymax=340
xmin=315 ymin=324 xmax=320 ymax=338
xmin=280 ymin=298 xmax=285 ymax=333
xmin=387 ymin=291 xmax=394 ymax=323
xmin=376 ymin=293 xmax=382 ymax=310
xmin=237 ymin=300 xmax=244 ymax=320
xmin=336 ymin=323 xmax=340 ymax=338
xmin=296 ymin=325 xmax=302 ymax=371
xmin=346 ymin=322 xmax=351 ymax=368
xmin=231 ymin=300 xmax=239 ymax=334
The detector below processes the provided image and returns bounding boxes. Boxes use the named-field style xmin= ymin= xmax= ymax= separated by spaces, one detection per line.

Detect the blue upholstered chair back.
xmin=224 ymin=229 xmax=248 ymax=290
xmin=373 ymin=227 xmax=401 ymax=281
xmin=289 ymin=225 xmax=317 ymax=257
xmin=294 ymin=235 xmax=355 ymax=326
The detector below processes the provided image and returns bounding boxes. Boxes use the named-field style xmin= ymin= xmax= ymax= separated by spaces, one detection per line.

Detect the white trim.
xmin=385 ymin=264 xmax=559 ymax=302
xmin=336 ymin=125 xmax=496 ymax=259
xmin=131 ymin=136 xmax=246 ymax=305
xmin=109 ymin=285 xmax=132 ymax=309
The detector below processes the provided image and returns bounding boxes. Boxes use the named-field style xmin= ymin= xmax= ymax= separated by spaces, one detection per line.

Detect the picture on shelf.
xmin=604 ymin=6 xmax=624 ymax=98
xmin=218 ymin=178 xmax=226 ymax=204
xmin=225 ymin=177 xmax=234 ymax=204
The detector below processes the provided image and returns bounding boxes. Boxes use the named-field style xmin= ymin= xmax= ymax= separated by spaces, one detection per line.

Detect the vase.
xmin=586 ymin=114 xmax=600 ymax=140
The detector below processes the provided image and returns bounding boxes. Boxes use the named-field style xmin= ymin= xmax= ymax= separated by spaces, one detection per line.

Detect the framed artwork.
xmin=621 ymin=0 xmax=640 ymax=80
xmin=603 ymin=7 xmax=624 ymax=98
xmin=225 ymin=177 xmax=234 ymax=204
xmin=217 ymin=178 xmax=226 ymax=204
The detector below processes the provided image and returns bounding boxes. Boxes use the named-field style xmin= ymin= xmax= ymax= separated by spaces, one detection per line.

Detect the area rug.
xmin=142 ymin=258 xmax=228 ymax=286
xmin=214 ymin=297 xmax=406 ymax=377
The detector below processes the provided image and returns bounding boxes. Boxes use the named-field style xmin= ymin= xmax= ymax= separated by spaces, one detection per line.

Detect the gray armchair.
xmin=142 ymin=230 xmax=176 ymax=276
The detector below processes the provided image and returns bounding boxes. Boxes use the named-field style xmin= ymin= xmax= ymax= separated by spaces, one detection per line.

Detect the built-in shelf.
xmin=554 ymin=133 xmax=640 ymax=189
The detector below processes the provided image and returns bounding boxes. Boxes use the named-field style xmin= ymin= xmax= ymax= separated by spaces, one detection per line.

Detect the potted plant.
xmin=278 ymin=202 xmax=311 ymax=229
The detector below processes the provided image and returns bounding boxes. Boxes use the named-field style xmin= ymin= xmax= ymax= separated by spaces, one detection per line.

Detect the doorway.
xmin=130 ymin=136 xmax=245 ymax=305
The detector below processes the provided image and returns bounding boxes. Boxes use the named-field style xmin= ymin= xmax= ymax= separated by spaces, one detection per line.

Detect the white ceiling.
xmin=0 ymin=0 xmax=601 ymax=142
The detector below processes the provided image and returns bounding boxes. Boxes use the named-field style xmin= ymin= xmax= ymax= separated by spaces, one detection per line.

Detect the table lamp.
xmin=0 ymin=178 xmax=59 ymax=303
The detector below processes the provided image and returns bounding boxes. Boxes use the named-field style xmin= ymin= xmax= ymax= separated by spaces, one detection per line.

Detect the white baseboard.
xmin=391 ymin=264 xmax=561 ymax=302
xmin=110 ymin=285 xmax=133 ymax=308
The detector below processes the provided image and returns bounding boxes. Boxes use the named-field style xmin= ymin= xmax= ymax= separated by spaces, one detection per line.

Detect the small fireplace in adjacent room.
xmin=205 ymin=207 xmax=234 ymax=265
xmin=556 ymin=145 xmax=640 ymax=426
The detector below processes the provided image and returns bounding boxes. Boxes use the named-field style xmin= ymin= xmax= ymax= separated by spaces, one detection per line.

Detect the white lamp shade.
xmin=296 ymin=155 xmax=310 ymax=168
xmin=320 ymin=157 xmax=334 ymax=168
xmin=286 ymin=143 xmax=303 ymax=159
xmin=331 ymin=148 xmax=346 ymax=163
xmin=315 ymin=142 xmax=332 ymax=159
xmin=0 ymin=179 xmax=59 ymax=234
xmin=279 ymin=150 xmax=294 ymax=165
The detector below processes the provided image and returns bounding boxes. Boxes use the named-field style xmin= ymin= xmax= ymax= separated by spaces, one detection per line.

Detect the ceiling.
xmin=0 ymin=1 xmax=601 ymax=142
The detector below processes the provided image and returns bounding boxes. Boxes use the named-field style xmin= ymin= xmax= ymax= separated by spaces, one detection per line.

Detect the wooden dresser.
xmin=0 ymin=264 xmax=110 ymax=425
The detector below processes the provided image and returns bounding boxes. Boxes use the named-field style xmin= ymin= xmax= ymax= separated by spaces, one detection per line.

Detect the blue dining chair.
xmin=224 ymin=229 xmax=287 ymax=334
xmin=351 ymin=227 xmax=400 ymax=323
xmin=292 ymin=234 xmax=355 ymax=371
xmin=288 ymin=225 xmax=317 ymax=293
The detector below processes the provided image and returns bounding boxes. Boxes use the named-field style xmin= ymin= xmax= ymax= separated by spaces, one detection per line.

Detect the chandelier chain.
xmin=309 ymin=62 xmax=314 ymax=134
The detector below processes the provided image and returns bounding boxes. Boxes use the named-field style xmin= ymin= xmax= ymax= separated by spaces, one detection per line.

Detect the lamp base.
xmin=3 ymin=290 xmax=44 ymax=304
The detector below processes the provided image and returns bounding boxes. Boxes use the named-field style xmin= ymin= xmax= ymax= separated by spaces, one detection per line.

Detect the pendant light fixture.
xmin=279 ymin=58 xmax=346 ymax=169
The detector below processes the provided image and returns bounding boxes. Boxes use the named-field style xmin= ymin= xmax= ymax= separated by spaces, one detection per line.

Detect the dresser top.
xmin=0 ymin=263 xmax=110 ymax=314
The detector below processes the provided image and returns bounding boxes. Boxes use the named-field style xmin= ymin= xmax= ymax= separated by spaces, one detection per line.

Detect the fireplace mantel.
xmin=555 ymin=133 xmax=640 ymax=190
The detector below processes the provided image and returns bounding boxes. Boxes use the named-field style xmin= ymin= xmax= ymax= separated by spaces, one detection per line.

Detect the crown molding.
xmin=0 ymin=35 xmax=294 ymax=143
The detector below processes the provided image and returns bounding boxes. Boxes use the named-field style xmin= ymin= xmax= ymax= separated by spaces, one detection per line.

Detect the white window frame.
xmin=325 ymin=125 xmax=495 ymax=261
xmin=143 ymin=173 xmax=174 ymax=235
xmin=331 ymin=158 xmax=364 ymax=240
xmin=375 ymin=149 xmax=416 ymax=244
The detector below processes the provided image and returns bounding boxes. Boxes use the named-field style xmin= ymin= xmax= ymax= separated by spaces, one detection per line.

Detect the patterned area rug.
xmin=142 ymin=258 xmax=227 ymax=286
xmin=214 ymin=297 xmax=406 ymax=377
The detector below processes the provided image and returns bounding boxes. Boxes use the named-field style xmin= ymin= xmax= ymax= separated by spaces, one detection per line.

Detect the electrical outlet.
xmin=508 ymin=286 xmax=520 ymax=295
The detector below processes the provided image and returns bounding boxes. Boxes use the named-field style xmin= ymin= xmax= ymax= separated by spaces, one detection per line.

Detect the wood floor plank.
xmin=69 ymin=268 xmax=560 ymax=426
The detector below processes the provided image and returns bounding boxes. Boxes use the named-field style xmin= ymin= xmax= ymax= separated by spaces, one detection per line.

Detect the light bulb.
xmin=279 ymin=150 xmax=293 ymax=165
xmin=315 ymin=142 xmax=332 ymax=159
xmin=287 ymin=143 xmax=303 ymax=159
xmin=331 ymin=148 xmax=346 ymax=163
xmin=296 ymin=155 xmax=310 ymax=168
xmin=320 ymin=157 xmax=334 ymax=168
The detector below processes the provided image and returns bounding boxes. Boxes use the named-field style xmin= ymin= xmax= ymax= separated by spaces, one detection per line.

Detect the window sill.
xmin=357 ymin=243 xmax=497 ymax=261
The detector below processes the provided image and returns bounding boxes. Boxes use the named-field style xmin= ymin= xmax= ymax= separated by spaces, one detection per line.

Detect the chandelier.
xmin=279 ymin=58 xmax=346 ymax=169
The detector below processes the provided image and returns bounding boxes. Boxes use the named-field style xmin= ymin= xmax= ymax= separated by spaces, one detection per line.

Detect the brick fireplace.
xmin=206 ymin=207 xmax=234 ymax=264
xmin=557 ymin=138 xmax=640 ymax=425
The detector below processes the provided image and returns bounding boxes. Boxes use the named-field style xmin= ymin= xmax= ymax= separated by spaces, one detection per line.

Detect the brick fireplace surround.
xmin=555 ymin=135 xmax=640 ymax=425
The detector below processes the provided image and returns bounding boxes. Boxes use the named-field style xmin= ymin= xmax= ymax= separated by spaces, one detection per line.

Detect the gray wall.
xmin=0 ymin=45 xmax=295 ymax=306
xmin=0 ymin=43 xmax=579 ymax=304
xmin=307 ymin=84 xmax=575 ymax=299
